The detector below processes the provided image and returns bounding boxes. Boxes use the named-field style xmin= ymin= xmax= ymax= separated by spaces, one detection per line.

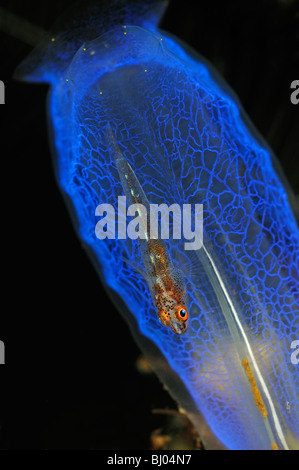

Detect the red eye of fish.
xmin=176 ymin=305 xmax=188 ymax=322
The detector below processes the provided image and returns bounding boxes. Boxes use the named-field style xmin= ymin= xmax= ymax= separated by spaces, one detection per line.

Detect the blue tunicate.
xmin=16 ymin=0 xmax=299 ymax=450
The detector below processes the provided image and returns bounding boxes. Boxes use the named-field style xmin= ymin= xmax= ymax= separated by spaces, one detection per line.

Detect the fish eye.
xmin=176 ymin=305 xmax=188 ymax=322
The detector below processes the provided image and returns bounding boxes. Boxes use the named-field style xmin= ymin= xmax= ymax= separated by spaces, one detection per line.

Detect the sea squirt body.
xmin=16 ymin=0 xmax=299 ymax=450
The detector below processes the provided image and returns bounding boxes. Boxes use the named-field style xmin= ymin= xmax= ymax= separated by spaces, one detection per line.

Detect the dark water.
xmin=0 ymin=0 xmax=298 ymax=450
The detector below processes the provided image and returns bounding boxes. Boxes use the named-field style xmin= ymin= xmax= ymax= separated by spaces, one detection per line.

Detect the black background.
xmin=0 ymin=0 xmax=298 ymax=450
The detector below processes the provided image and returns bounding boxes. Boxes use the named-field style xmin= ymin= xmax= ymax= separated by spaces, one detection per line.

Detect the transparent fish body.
xmin=16 ymin=0 xmax=299 ymax=450
xmin=106 ymin=124 xmax=190 ymax=334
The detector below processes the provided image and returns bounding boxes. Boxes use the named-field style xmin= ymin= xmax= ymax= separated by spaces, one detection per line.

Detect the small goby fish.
xmin=106 ymin=123 xmax=189 ymax=335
